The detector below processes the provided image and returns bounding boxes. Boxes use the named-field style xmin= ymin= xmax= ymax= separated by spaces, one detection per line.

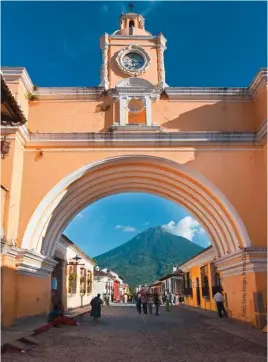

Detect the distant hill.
xmin=95 ymin=226 xmax=204 ymax=287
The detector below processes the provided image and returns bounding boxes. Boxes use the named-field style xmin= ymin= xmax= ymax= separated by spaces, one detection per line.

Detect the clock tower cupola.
xmin=99 ymin=5 xmax=168 ymax=129
xmin=99 ymin=5 xmax=168 ymax=90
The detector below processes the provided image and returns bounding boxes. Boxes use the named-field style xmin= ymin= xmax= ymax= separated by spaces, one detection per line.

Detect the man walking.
xmin=141 ymin=288 xmax=148 ymax=315
xmin=153 ymin=292 xmax=160 ymax=316
xmin=214 ymin=289 xmax=227 ymax=318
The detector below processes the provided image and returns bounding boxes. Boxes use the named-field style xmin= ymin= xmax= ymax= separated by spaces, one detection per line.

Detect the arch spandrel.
xmin=21 ymin=155 xmax=251 ymax=261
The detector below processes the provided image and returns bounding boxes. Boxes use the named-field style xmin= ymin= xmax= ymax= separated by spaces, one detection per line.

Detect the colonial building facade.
xmin=55 ymin=235 xmax=95 ymax=311
xmin=1 ymin=10 xmax=267 ymax=328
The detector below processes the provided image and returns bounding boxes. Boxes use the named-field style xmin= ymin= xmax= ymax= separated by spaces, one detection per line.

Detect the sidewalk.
xmin=1 ymin=306 xmax=89 ymax=349
xmin=181 ymin=304 xmax=267 ymax=348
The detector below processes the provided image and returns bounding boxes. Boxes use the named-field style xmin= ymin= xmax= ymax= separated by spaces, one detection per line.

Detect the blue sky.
xmin=64 ymin=193 xmax=211 ymax=257
xmin=2 ymin=1 xmax=267 ymax=87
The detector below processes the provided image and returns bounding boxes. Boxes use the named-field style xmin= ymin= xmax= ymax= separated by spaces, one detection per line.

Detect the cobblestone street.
xmin=2 ymin=306 xmax=267 ymax=362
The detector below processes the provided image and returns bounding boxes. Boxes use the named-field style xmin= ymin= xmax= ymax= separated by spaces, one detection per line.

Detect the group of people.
xmin=135 ymin=291 xmax=161 ymax=315
xmin=47 ymin=289 xmax=227 ymax=328
xmin=135 ymin=290 xmax=185 ymax=315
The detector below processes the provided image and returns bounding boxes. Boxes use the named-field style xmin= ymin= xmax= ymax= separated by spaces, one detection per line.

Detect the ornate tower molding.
xmin=99 ymin=33 xmax=110 ymax=89
xmin=157 ymin=33 xmax=168 ymax=89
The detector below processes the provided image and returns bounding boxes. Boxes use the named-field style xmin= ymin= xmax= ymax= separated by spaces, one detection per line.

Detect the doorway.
xmin=196 ymin=277 xmax=201 ymax=306
xmin=51 ymin=257 xmax=64 ymax=306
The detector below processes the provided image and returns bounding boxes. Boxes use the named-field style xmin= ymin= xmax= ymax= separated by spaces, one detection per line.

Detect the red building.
xmin=113 ymin=280 xmax=120 ymax=302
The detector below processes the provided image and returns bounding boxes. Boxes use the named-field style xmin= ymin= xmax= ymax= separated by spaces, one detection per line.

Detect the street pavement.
xmin=2 ymin=305 xmax=267 ymax=362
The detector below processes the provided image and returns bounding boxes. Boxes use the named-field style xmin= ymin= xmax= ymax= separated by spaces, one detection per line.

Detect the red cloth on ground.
xmin=53 ymin=316 xmax=77 ymax=326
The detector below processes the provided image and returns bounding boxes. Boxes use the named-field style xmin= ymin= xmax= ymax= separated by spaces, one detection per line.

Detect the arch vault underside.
xmin=21 ymin=155 xmax=251 ymax=260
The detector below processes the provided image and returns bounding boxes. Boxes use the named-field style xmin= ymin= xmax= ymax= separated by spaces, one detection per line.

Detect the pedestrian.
xmin=136 ymin=294 xmax=142 ymax=314
xmin=178 ymin=293 xmax=184 ymax=304
xmin=141 ymin=289 xmax=148 ymax=314
xmin=165 ymin=298 xmax=171 ymax=312
xmin=148 ymin=294 xmax=153 ymax=314
xmin=90 ymin=293 xmax=103 ymax=322
xmin=153 ymin=292 xmax=160 ymax=316
xmin=48 ymin=302 xmax=79 ymax=327
xmin=214 ymin=289 xmax=227 ymax=318
xmin=105 ymin=294 xmax=110 ymax=306
xmin=124 ymin=294 xmax=128 ymax=304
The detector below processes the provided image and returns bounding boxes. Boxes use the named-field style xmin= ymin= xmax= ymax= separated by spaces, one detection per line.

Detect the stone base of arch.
xmin=215 ymin=247 xmax=267 ymax=328
xmin=1 ymin=244 xmax=56 ymax=327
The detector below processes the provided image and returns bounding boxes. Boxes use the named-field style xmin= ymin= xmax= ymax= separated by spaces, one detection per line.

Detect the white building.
xmin=54 ymin=235 xmax=95 ymax=310
xmin=93 ymin=269 xmax=115 ymax=301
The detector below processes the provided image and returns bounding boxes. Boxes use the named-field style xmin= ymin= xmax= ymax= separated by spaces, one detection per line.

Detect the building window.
xmin=68 ymin=265 xmax=77 ymax=294
xmin=86 ymin=270 xmax=92 ymax=295
xmin=80 ymin=268 xmax=86 ymax=295
xmin=212 ymin=271 xmax=222 ymax=295
xmin=129 ymin=20 xmax=134 ymax=35
xmin=183 ymin=272 xmax=193 ymax=297
xmin=201 ymin=266 xmax=210 ymax=300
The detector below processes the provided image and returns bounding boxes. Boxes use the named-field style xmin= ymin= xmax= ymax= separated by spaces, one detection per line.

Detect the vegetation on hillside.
xmin=95 ymin=226 xmax=204 ymax=287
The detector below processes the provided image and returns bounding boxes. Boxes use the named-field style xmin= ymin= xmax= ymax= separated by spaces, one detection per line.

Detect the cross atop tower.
xmin=129 ymin=3 xmax=134 ymax=12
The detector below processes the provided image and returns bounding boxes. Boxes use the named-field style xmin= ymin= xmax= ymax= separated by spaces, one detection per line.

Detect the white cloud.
xmin=77 ymin=212 xmax=85 ymax=219
xmin=162 ymin=216 xmax=205 ymax=241
xmin=115 ymin=225 xmax=136 ymax=232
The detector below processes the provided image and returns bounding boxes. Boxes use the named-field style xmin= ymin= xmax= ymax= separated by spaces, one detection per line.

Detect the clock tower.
xmin=99 ymin=7 xmax=167 ymax=127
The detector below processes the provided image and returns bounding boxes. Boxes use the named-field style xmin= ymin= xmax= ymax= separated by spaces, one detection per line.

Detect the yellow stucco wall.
xmin=26 ymin=97 xmax=259 ymax=134
xmin=11 ymin=148 xmax=266 ymax=250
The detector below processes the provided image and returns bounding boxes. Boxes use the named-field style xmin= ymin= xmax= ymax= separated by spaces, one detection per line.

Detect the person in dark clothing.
xmin=136 ymin=294 xmax=142 ymax=314
xmin=90 ymin=294 xmax=103 ymax=322
xmin=48 ymin=303 xmax=79 ymax=327
xmin=153 ymin=292 xmax=161 ymax=316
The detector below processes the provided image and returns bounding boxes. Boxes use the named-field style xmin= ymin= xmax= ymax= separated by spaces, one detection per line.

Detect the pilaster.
xmin=157 ymin=33 xmax=168 ymax=89
xmin=145 ymin=96 xmax=152 ymax=126
xmin=99 ymin=33 xmax=110 ymax=90
xmin=119 ymin=96 xmax=128 ymax=126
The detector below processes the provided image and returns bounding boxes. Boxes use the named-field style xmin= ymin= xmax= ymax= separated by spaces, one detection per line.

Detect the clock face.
xmin=122 ymin=52 xmax=145 ymax=71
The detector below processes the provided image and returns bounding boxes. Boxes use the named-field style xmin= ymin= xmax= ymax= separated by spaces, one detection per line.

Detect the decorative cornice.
xmin=110 ymin=35 xmax=156 ymax=40
xmin=256 ymin=119 xmax=267 ymax=142
xmin=1 ymin=67 xmax=33 ymax=93
xmin=15 ymin=249 xmax=57 ymax=278
xmin=217 ymin=259 xmax=267 ymax=277
xmin=215 ymin=247 xmax=267 ymax=265
xmin=25 ymin=129 xmax=265 ymax=148
xmin=165 ymin=87 xmax=252 ymax=101
xmin=249 ymin=68 xmax=267 ymax=99
xmin=1 ymin=67 xmax=266 ymax=102
xmin=1 ymin=245 xmax=57 ymax=278
xmin=1 ymin=122 xmax=266 ymax=149
xmin=215 ymin=247 xmax=267 ymax=276
xmin=33 ymin=86 xmax=104 ymax=101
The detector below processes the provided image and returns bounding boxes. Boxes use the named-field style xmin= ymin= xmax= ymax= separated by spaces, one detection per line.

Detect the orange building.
xmin=1 ymin=10 xmax=267 ymax=329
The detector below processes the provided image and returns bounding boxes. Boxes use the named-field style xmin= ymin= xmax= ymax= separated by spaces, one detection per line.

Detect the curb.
xmin=1 ymin=309 xmax=89 ymax=354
